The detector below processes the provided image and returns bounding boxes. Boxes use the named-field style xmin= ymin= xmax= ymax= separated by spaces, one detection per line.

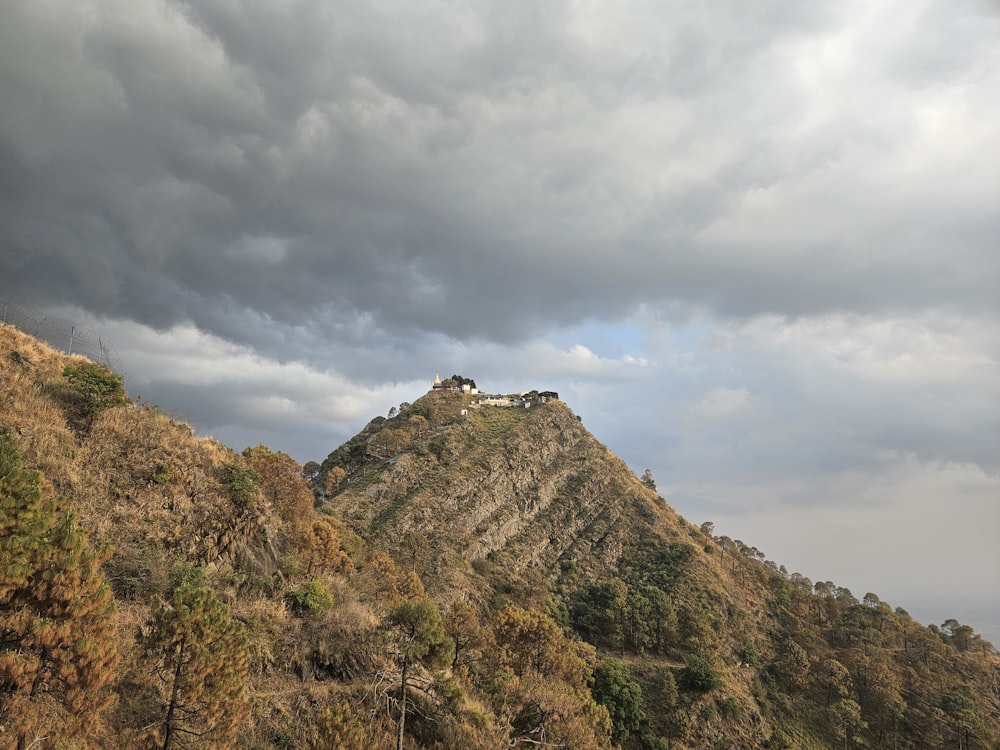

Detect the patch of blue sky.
xmin=546 ymin=319 xmax=647 ymax=359
xmin=547 ymin=315 xmax=717 ymax=367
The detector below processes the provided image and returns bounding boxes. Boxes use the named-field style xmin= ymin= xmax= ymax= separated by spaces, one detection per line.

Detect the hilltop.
xmin=1 ymin=323 xmax=998 ymax=750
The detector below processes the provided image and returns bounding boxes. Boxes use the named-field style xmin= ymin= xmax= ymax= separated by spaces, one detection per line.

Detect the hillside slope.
xmin=316 ymin=390 xmax=694 ymax=589
xmin=315 ymin=388 xmax=1000 ymax=749
xmin=2 ymin=325 xmax=998 ymax=750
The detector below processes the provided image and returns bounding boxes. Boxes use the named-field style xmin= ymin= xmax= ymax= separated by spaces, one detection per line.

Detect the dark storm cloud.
xmin=5 ymin=0 xmax=997 ymax=364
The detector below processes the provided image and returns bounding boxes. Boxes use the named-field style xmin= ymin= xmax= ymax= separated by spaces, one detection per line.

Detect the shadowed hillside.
xmin=2 ymin=325 xmax=998 ymax=750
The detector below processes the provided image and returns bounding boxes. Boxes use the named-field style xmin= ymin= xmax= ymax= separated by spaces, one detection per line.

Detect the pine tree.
xmin=140 ymin=571 xmax=249 ymax=749
xmin=0 ymin=431 xmax=119 ymax=750
xmin=386 ymin=594 xmax=453 ymax=750
xmin=303 ymin=519 xmax=350 ymax=576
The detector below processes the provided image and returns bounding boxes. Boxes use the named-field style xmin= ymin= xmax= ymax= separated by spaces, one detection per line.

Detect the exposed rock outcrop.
xmin=315 ymin=390 xmax=694 ymax=596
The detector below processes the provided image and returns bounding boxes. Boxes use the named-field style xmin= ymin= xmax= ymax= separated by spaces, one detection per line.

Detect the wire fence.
xmin=1 ymin=296 xmax=119 ymax=370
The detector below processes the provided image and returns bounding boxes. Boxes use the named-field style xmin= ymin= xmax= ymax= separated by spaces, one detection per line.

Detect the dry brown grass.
xmin=0 ymin=324 xmax=247 ymax=551
xmin=0 ymin=323 xmax=379 ymax=744
xmin=0 ymin=325 xmax=82 ymax=488
xmin=76 ymin=403 xmax=239 ymax=550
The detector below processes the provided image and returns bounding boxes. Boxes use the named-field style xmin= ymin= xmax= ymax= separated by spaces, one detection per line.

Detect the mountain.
xmin=313 ymin=388 xmax=692 ymax=593
xmin=1 ymin=325 xmax=998 ymax=750
xmin=313 ymin=386 xmax=1000 ymax=748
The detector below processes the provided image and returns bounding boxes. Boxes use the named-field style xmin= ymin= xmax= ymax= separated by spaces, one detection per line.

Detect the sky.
xmin=2 ymin=0 xmax=998 ymax=640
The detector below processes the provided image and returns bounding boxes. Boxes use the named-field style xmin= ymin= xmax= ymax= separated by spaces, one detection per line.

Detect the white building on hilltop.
xmin=432 ymin=373 xmax=478 ymax=394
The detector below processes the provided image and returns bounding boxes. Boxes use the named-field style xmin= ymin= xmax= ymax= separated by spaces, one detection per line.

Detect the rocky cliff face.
xmin=315 ymin=390 xmax=711 ymax=597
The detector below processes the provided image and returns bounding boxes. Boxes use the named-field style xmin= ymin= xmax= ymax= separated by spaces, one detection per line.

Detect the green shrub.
xmin=592 ymin=658 xmax=645 ymax=744
xmin=666 ymin=707 xmax=691 ymax=739
xmin=151 ymin=461 xmax=174 ymax=485
xmin=59 ymin=362 xmax=129 ymax=428
xmin=679 ymin=654 xmax=720 ymax=692
xmin=169 ymin=563 xmax=207 ymax=591
xmin=287 ymin=580 xmax=334 ymax=616
xmin=105 ymin=542 xmax=171 ymax=601
xmin=62 ymin=362 xmax=128 ymax=411
xmin=219 ymin=462 xmax=262 ymax=509
xmin=738 ymin=640 xmax=759 ymax=666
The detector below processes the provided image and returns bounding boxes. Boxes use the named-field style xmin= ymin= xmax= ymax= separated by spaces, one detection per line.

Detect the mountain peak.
xmin=316 ymin=387 xmax=727 ymax=604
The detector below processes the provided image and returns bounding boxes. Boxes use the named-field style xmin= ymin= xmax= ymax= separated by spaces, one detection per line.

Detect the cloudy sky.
xmin=2 ymin=0 xmax=998 ymax=638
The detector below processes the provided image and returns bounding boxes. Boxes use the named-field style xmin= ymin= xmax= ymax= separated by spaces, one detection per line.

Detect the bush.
xmin=60 ymin=362 xmax=129 ymax=428
xmin=738 ymin=640 xmax=759 ymax=666
xmin=151 ymin=461 xmax=174 ymax=485
xmin=679 ymin=654 xmax=720 ymax=692
xmin=592 ymin=658 xmax=645 ymax=744
xmin=220 ymin=462 xmax=262 ymax=509
xmin=287 ymin=580 xmax=334 ymax=616
xmin=666 ymin=707 xmax=691 ymax=739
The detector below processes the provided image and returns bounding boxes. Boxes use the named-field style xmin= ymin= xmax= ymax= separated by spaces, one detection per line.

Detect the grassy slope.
xmin=0 ymin=325 xmax=378 ymax=747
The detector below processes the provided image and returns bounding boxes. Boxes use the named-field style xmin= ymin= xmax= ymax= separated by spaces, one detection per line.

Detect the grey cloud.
xmin=7 ymin=0 xmax=996 ymax=362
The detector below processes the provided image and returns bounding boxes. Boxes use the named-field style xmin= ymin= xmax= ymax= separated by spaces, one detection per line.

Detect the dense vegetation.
xmin=1 ymin=324 xmax=997 ymax=749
